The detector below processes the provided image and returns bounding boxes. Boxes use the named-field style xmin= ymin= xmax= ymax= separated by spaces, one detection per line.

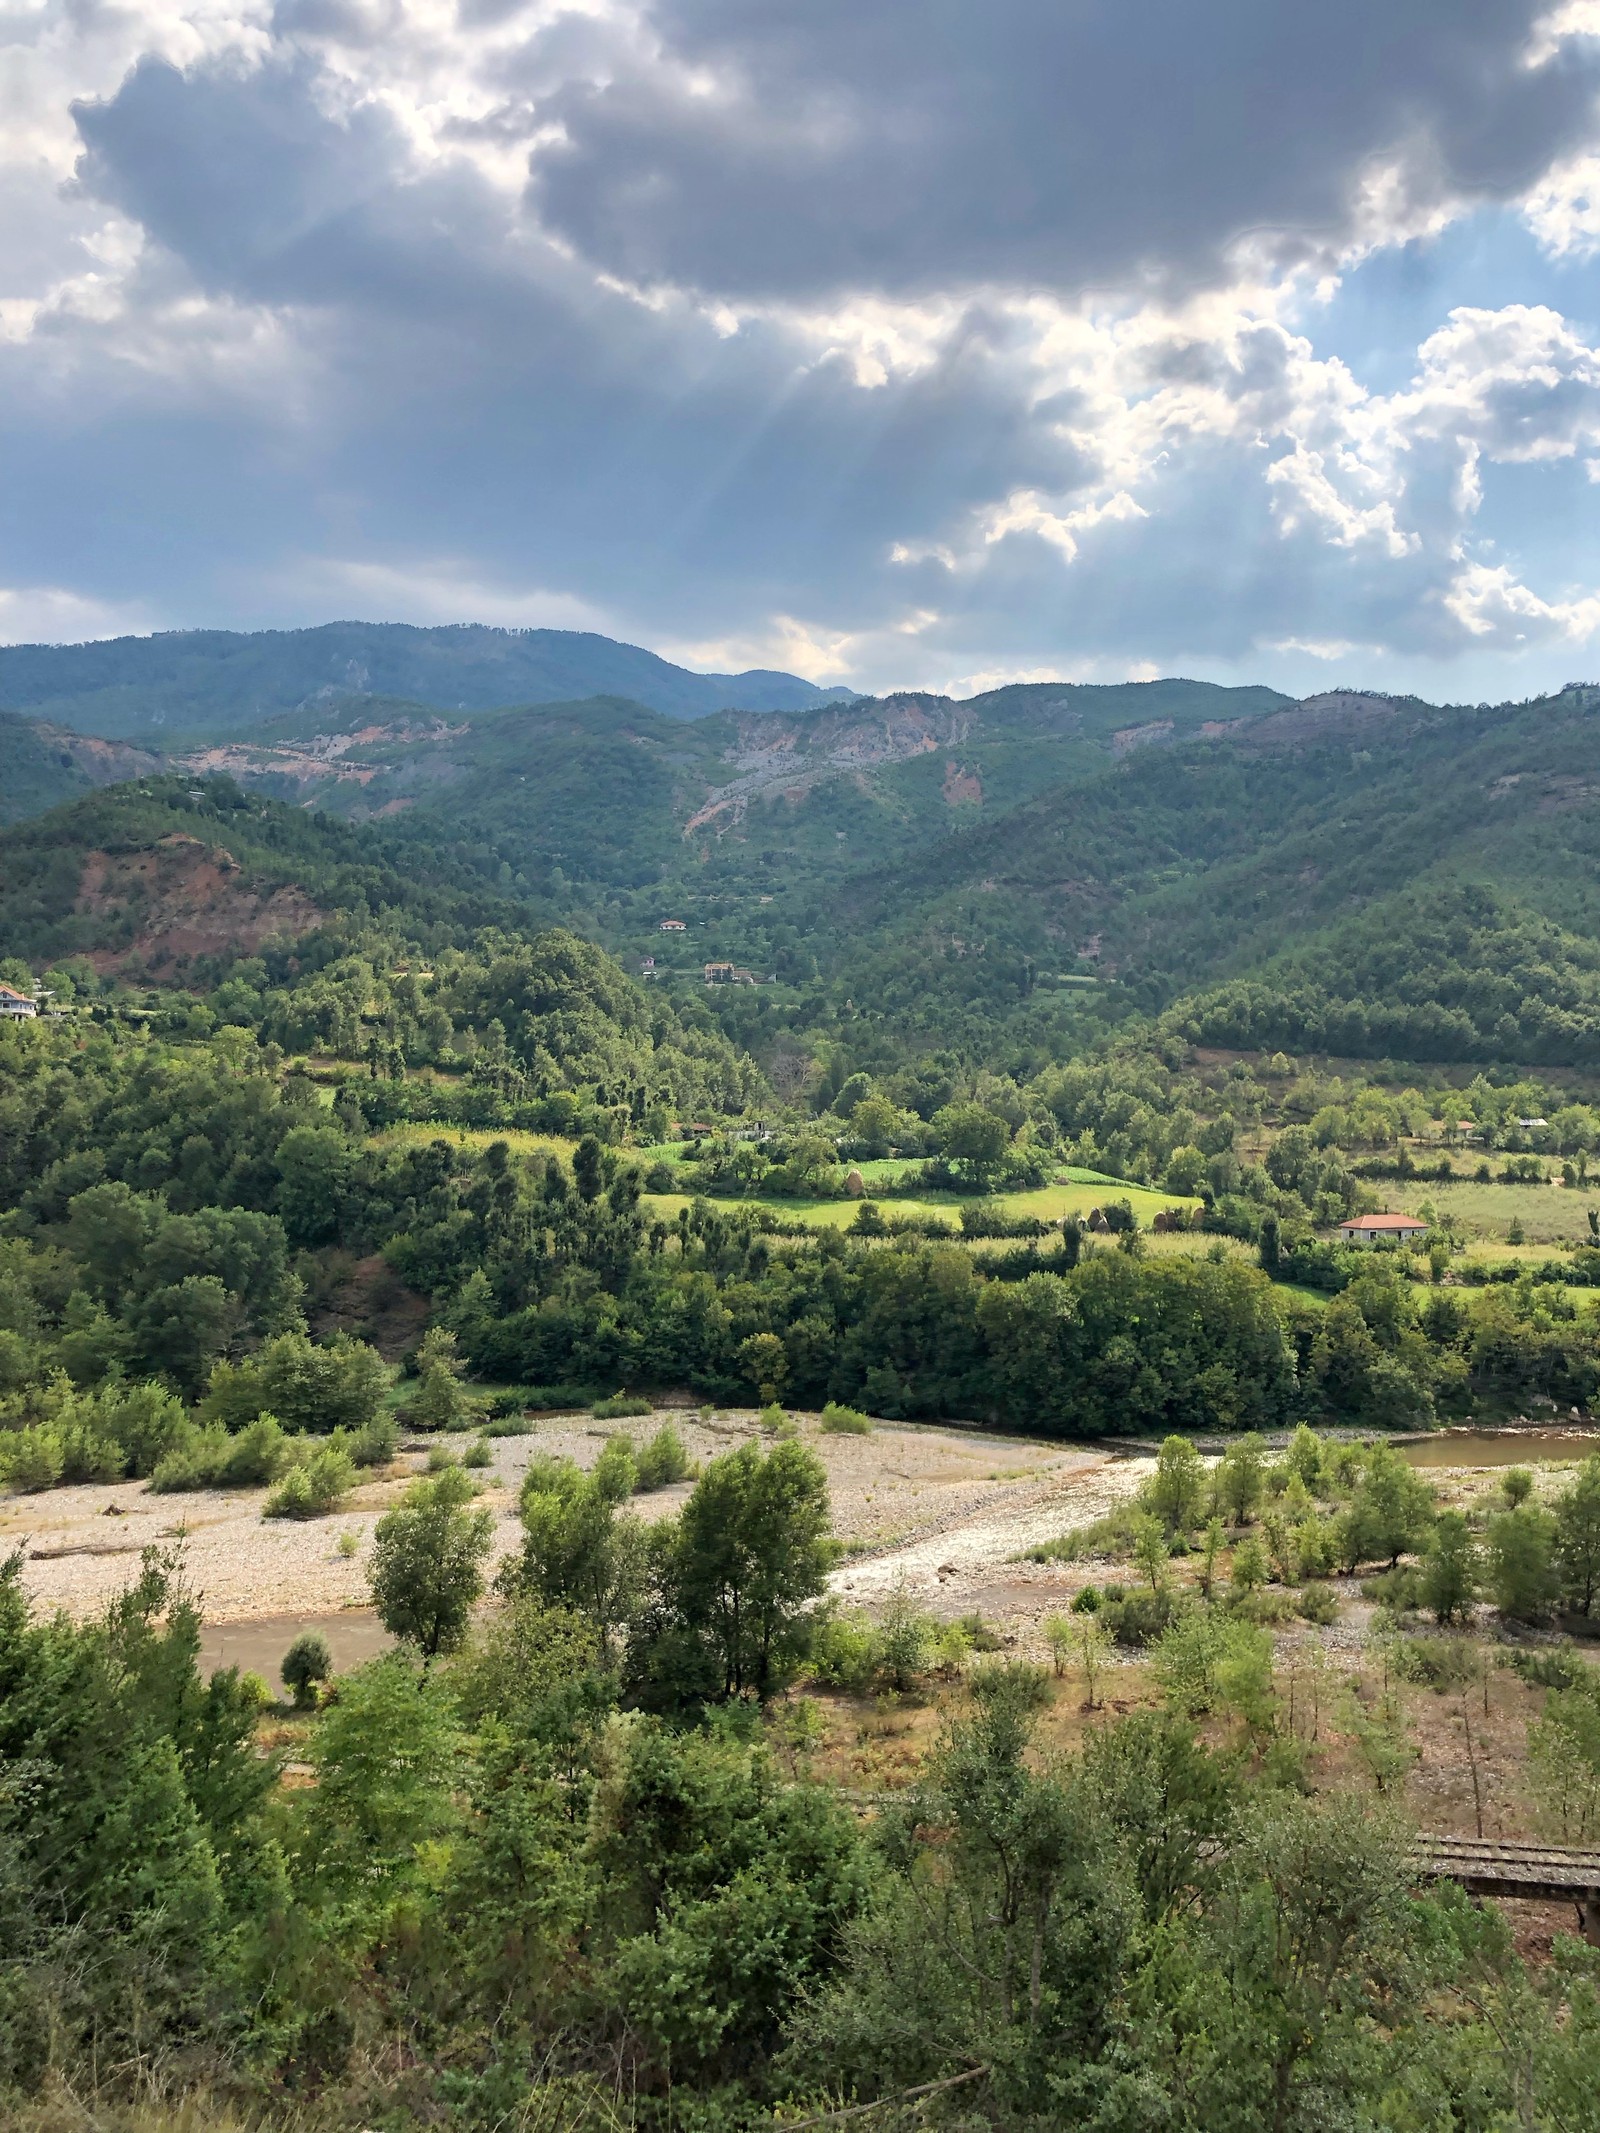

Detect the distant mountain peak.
xmin=0 ymin=620 xmax=854 ymax=738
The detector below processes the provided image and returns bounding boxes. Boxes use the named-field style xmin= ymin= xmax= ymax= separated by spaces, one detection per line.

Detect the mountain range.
xmin=0 ymin=620 xmax=854 ymax=740
xmin=5 ymin=620 xmax=1600 ymax=1077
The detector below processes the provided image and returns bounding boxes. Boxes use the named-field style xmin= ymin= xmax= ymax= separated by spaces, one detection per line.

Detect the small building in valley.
xmin=1338 ymin=1212 xmax=1429 ymax=1247
xmin=659 ymin=918 xmax=687 ymax=932
xmin=0 ymin=984 xmax=38 ymax=1019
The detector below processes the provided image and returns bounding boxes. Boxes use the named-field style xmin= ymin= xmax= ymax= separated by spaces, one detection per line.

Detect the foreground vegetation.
xmin=10 ymin=1411 xmax=1600 ymax=2131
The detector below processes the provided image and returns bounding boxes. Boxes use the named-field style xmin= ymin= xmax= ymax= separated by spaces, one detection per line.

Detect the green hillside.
xmin=0 ymin=710 xmax=161 ymax=826
xmin=794 ymin=684 xmax=1600 ymax=1066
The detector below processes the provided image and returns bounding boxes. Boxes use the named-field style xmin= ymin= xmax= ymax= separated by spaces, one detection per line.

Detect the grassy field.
xmin=369 ymin=1123 xmax=577 ymax=1161
xmin=1389 ymin=1176 xmax=1600 ymax=1247
xmin=370 ymin=1129 xmax=1202 ymax=1240
xmin=641 ymin=1173 xmax=1200 ymax=1234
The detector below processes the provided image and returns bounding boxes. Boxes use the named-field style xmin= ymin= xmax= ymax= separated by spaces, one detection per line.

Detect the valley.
xmin=8 ymin=636 xmax=1600 ymax=2131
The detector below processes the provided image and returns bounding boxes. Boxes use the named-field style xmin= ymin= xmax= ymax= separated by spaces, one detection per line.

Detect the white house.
xmin=1338 ymin=1212 xmax=1429 ymax=1247
xmin=0 ymin=984 xmax=37 ymax=1019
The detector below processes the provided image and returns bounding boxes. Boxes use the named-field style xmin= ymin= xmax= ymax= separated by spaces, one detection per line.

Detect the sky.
xmin=5 ymin=1 xmax=1600 ymax=702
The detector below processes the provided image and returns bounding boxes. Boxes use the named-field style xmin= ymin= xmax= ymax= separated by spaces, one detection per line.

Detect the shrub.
xmin=263 ymin=1443 xmax=356 ymax=1520
xmin=282 ymin=1630 xmax=333 ymax=1708
xmin=591 ymin=1394 xmax=652 ymax=1420
xmin=635 ymin=1422 xmax=690 ymax=1490
xmin=336 ymin=1530 xmax=361 ymax=1559
xmin=350 ymin=1413 xmax=398 ymax=1468
xmin=426 ymin=1445 xmax=459 ymax=1473
xmin=593 ymin=1435 xmax=639 ymax=1504
xmin=1071 ymin=1584 xmax=1101 ymax=1613
xmin=1360 ymin=1565 xmax=1424 ymax=1611
xmin=1296 ymin=1584 xmax=1339 ymax=1625
xmin=1101 ymin=1586 xmax=1179 ymax=1647
xmin=0 ymin=1427 xmax=64 ymax=1493
xmin=461 ymin=1437 xmax=494 ymax=1470
xmin=876 ymin=1583 xmax=936 ymax=1690
xmin=819 ymin=1402 xmax=873 ymax=1435
xmin=957 ymin=1611 xmax=1004 ymax=1652
xmin=1024 ymin=1505 xmax=1141 ymax=1564
xmin=1388 ymin=1634 xmax=1477 ymax=1694
xmin=1509 ymin=1645 xmax=1594 ymax=1692
xmin=807 ymin=1610 xmax=877 ymax=1692
xmin=216 ymin=1414 xmax=288 ymax=1487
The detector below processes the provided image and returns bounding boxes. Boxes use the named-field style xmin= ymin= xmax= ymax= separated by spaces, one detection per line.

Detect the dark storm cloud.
xmin=531 ymin=0 xmax=1600 ymax=301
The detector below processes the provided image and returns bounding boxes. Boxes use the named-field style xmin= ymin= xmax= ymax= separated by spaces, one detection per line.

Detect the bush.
xmin=635 ymin=1422 xmax=690 ymax=1490
xmin=1071 ymin=1584 xmax=1101 ymax=1614
xmin=1509 ymin=1645 xmax=1594 ymax=1692
xmin=1360 ymin=1565 xmax=1424 ymax=1611
xmin=1101 ymin=1586 xmax=1179 ymax=1648
xmin=282 ymin=1630 xmax=333 ymax=1708
xmin=1388 ymin=1633 xmax=1477 ymax=1694
xmin=148 ymin=1414 xmax=291 ymax=1493
xmin=591 ymin=1394 xmax=653 ymax=1420
xmin=462 ymin=1437 xmax=493 ymax=1470
xmin=593 ymin=1434 xmax=639 ymax=1504
xmin=350 ymin=1412 xmax=398 ymax=1468
xmin=0 ymin=1427 xmax=65 ymax=1493
xmin=263 ymin=1443 xmax=356 ymax=1520
xmin=807 ymin=1610 xmax=877 ymax=1691
xmin=217 ymin=1414 xmax=289 ymax=1486
xmin=1024 ymin=1505 xmax=1141 ymax=1564
xmin=1295 ymin=1584 xmax=1339 ymax=1625
xmin=819 ymin=1401 xmax=873 ymax=1435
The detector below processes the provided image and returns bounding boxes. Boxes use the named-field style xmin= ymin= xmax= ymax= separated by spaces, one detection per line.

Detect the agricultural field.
xmin=1390 ymin=1174 xmax=1600 ymax=1249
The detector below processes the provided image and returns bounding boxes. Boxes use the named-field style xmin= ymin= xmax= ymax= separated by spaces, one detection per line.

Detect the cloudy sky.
xmin=5 ymin=0 xmax=1600 ymax=700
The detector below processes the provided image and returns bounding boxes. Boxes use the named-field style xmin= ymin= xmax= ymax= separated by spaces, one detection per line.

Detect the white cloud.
xmin=0 ymin=583 xmax=157 ymax=644
xmin=293 ymin=557 xmax=619 ymax=632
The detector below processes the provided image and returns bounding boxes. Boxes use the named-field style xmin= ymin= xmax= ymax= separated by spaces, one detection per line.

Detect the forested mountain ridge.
xmin=0 ymin=708 xmax=161 ymax=825
xmin=0 ymin=620 xmax=853 ymax=736
xmin=796 ymin=682 xmax=1600 ymax=1066
xmin=136 ymin=674 xmax=1293 ymax=908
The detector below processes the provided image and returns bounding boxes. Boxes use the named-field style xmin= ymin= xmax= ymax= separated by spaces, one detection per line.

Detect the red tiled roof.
xmin=1340 ymin=1212 xmax=1427 ymax=1230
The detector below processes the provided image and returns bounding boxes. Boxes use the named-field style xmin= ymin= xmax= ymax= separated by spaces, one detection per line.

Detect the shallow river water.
xmin=1399 ymin=1429 xmax=1600 ymax=1468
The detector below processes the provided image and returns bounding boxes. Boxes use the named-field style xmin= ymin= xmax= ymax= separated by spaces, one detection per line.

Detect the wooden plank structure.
xmin=1415 ymin=1834 xmax=1600 ymax=1945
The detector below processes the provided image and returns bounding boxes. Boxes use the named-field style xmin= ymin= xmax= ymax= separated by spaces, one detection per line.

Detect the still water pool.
xmin=1399 ymin=1430 xmax=1600 ymax=1468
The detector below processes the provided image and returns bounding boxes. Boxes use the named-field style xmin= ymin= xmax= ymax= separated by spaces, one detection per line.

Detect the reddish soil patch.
xmin=76 ymin=836 xmax=324 ymax=975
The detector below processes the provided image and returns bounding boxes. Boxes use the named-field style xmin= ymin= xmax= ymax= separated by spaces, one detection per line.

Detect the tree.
xmin=737 ymin=1331 xmax=789 ymax=1405
xmin=1041 ymin=1613 xmax=1075 ymax=1677
xmin=370 ymin=1466 xmax=495 ymax=1661
xmin=668 ymin=1440 xmax=834 ymax=1699
xmin=1147 ymin=1434 xmax=1206 ymax=1535
xmin=1215 ymin=1433 xmax=1266 ymax=1525
xmin=1074 ymin=1615 xmax=1112 ymax=1709
xmin=403 ymin=1327 xmax=473 ymax=1432
xmin=1421 ymin=1510 xmax=1479 ymax=1625
xmin=1342 ymin=1445 xmax=1434 ymax=1569
xmin=282 ymin=1629 xmax=333 ymax=1707
xmin=573 ymin=1134 xmax=605 ymax=1203
xmin=1132 ymin=1512 xmax=1169 ymax=1592
xmin=931 ymin=1102 xmax=1010 ymax=1189
xmin=1555 ymin=1456 xmax=1600 ymax=1616
xmin=1487 ymin=1503 xmax=1561 ymax=1623
xmin=517 ymin=1457 xmax=645 ymax=1655
xmin=1231 ymin=1534 xmax=1268 ymax=1593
